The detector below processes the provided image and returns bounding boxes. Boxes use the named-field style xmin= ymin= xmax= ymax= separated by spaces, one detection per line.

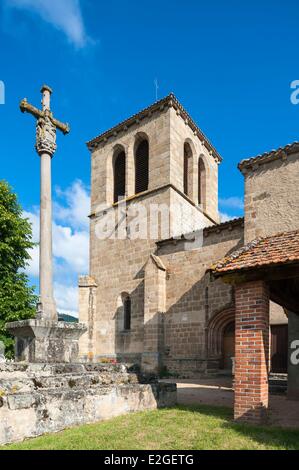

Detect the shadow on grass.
xmin=175 ymin=404 xmax=299 ymax=450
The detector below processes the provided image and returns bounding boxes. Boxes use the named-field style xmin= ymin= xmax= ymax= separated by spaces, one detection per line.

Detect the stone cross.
xmin=20 ymin=85 xmax=70 ymax=321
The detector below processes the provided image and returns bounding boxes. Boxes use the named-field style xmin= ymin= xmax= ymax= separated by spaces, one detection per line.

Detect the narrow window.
xmin=114 ymin=150 xmax=126 ymax=203
xmin=198 ymin=157 xmax=206 ymax=208
xmin=135 ymin=139 xmax=149 ymax=194
xmin=123 ymin=295 xmax=131 ymax=331
xmin=184 ymin=153 xmax=189 ymax=195
xmin=184 ymin=142 xmax=193 ymax=197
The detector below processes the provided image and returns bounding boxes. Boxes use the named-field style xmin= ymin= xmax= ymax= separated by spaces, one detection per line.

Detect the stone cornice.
xmin=86 ymin=93 xmax=222 ymax=163
xmin=89 ymin=183 xmax=218 ymax=225
xmin=238 ymin=141 xmax=299 ymax=175
xmin=156 ymin=217 xmax=244 ymax=248
xmin=203 ymin=217 xmax=244 ymax=236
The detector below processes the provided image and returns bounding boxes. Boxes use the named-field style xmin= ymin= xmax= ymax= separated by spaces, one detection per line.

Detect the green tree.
xmin=0 ymin=180 xmax=37 ymax=358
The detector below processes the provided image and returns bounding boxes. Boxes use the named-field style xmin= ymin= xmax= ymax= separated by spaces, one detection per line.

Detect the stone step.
xmin=0 ymin=372 xmax=140 ymax=394
xmin=0 ymin=363 xmax=142 ymax=395
xmin=269 ymin=374 xmax=288 ymax=395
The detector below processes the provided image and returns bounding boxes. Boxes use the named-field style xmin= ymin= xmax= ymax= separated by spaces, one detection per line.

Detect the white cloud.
xmin=219 ymin=196 xmax=244 ymax=210
xmin=54 ymin=283 xmax=79 ymax=318
xmin=219 ymin=212 xmax=239 ymax=223
xmin=6 ymin=0 xmax=90 ymax=47
xmin=24 ymin=180 xmax=90 ymax=316
xmin=54 ymin=180 xmax=90 ymax=230
xmin=23 ymin=210 xmax=39 ymax=277
xmin=53 ymin=223 xmax=89 ymax=273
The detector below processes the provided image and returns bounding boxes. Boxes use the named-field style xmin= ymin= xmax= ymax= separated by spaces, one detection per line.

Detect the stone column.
xmin=6 ymin=84 xmax=87 ymax=363
xmin=287 ymin=311 xmax=299 ymax=400
xmin=141 ymin=255 xmax=166 ymax=375
xmin=234 ymin=280 xmax=270 ymax=424
xmin=36 ymin=85 xmax=57 ymax=320
xmin=39 ymin=151 xmax=56 ymax=320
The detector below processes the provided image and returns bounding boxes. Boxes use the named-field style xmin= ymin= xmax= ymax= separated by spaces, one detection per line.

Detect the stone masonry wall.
xmin=90 ymin=109 xmax=171 ymax=210
xmin=157 ymin=221 xmax=244 ymax=375
xmin=81 ymin=99 xmax=222 ymax=370
xmin=0 ymin=363 xmax=176 ymax=446
xmin=170 ymin=107 xmax=220 ymax=223
xmin=243 ymin=152 xmax=299 ymax=243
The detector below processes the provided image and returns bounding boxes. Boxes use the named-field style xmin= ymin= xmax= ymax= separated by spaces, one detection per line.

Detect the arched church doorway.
xmin=207 ymin=306 xmax=235 ymax=373
xmin=222 ymin=322 xmax=235 ymax=371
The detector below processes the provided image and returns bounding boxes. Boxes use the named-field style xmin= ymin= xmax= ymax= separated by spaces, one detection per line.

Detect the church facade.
xmin=78 ymin=93 xmax=293 ymax=380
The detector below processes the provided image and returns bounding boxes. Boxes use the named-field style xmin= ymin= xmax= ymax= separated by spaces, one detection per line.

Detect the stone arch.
xmin=134 ymin=132 xmax=149 ymax=194
xmin=106 ymin=143 xmax=127 ymax=206
xmin=113 ymin=146 xmax=126 ymax=203
xmin=197 ymin=153 xmax=210 ymax=212
xmin=198 ymin=156 xmax=207 ymax=210
xmin=207 ymin=306 xmax=235 ymax=359
xmin=183 ymin=139 xmax=196 ymax=200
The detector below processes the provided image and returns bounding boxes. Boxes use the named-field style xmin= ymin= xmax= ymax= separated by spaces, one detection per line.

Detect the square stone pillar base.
xmin=6 ymin=320 xmax=87 ymax=363
xmin=141 ymin=352 xmax=163 ymax=375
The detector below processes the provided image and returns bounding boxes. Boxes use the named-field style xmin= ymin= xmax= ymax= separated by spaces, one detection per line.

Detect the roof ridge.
xmin=211 ymin=228 xmax=299 ymax=273
xmin=86 ymin=93 xmax=222 ymax=163
xmin=204 ymin=216 xmax=244 ymax=234
xmin=238 ymin=141 xmax=299 ymax=173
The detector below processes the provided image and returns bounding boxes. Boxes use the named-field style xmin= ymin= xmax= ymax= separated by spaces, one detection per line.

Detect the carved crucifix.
xmin=20 ymin=85 xmax=70 ymax=321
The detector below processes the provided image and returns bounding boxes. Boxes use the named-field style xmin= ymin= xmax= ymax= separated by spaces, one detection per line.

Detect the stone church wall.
xmin=157 ymin=220 xmax=244 ymax=375
xmin=169 ymin=107 xmax=220 ymax=223
xmin=243 ymin=151 xmax=299 ymax=243
xmin=83 ymin=101 xmax=221 ymax=365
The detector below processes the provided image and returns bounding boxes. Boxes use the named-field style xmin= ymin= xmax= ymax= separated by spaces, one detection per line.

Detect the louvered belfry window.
xmin=135 ymin=140 xmax=149 ymax=194
xmin=114 ymin=150 xmax=126 ymax=203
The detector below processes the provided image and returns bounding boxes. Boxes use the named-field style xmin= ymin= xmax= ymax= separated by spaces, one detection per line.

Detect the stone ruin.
xmin=0 ymin=362 xmax=176 ymax=446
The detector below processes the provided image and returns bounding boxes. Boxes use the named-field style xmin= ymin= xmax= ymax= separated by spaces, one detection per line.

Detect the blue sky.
xmin=1 ymin=0 xmax=299 ymax=314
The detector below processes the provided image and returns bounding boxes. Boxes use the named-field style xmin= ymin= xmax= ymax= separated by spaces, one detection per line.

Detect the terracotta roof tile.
xmin=212 ymin=229 xmax=299 ymax=275
xmin=238 ymin=141 xmax=299 ymax=174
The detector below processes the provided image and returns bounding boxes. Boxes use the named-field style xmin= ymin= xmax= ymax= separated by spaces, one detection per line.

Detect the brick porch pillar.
xmin=234 ymin=280 xmax=270 ymax=424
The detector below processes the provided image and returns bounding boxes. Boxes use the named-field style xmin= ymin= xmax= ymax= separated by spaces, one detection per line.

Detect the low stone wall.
xmin=0 ymin=363 xmax=177 ymax=446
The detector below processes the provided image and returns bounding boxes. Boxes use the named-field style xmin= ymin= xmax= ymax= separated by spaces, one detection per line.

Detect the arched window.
xmin=198 ymin=157 xmax=206 ymax=208
xmin=135 ymin=139 xmax=149 ymax=194
xmin=123 ymin=294 xmax=131 ymax=331
xmin=113 ymin=150 xmax=126 ymax=203
xmin=184 ymin=142 xmax=193 ymax=197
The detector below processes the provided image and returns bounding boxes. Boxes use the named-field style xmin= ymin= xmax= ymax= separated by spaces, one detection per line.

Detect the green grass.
xmin=2 ymin=405 xmax=299 ymax=450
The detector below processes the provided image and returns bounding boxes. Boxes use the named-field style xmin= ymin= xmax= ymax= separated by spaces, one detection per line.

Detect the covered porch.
xmin=162 ymin=376 xmax=299 ymax=428
xmin=212 ymin=229 xmax=299 ymax=424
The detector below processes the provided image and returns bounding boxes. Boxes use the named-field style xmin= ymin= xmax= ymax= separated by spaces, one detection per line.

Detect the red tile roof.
xmin=212 ymin=229 xmax=299 ymax=275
